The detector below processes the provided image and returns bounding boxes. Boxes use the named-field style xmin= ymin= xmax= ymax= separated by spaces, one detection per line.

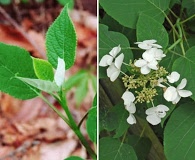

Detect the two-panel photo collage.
xmin=0 ymin=0 xmax=194 ymax=160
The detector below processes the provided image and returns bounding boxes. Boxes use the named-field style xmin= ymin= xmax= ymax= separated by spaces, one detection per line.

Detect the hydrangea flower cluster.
xmin=99 ymin=40 xmax=193 ymax=125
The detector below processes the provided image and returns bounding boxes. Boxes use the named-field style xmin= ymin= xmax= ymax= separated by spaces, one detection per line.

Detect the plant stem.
xmin=78 ymin=111 xmax=89 ymax=128
xmin=38 ymin=93 xmax=70 ymax=126
xmin=164 ymin=13 xmax=180 ymax=38
xmin=165 ymin=38 xmax=181 ymax=54
xmin=181 ymin=14 xmax=195 ymax=24
xmin=60 ymin=91 xmax=97 ymax=159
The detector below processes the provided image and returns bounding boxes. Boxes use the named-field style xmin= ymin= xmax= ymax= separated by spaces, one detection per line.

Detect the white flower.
xmin=106 ymin=54 xmax=124 ymax=82
xmin=164 ymin=78 xmax=192 ymax=104
xmin=54 ymin=57 xmax=65 ymax=87
xmin=121 ymin=90 xmax=135 ymax=106
xmin=167 ymin=71 xmax=180 ymax=83
xmin=134 ymin=49 xmax=158 ymax=74
xmin=146 ymin=105 xmax=169 ymax=125
xmin=157 ymin=78 xmax=166 ymax=88
xmin=99 ymin=45 xmax=121 ymax=67
xmin=122 ymin=91 xmax=136 ymax=124
xmin=135 ymin=39 xmax=162 ymax=50
xmin=150 ymin=48 xmax=166 ymax=61
xmin=126 ymin=103 xmax=136 ymax=124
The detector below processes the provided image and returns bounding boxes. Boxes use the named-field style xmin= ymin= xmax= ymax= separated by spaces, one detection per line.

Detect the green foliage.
xmin=17 ymin=77 xmax=59 ymax=93
xmin=99 ymin=0 xmax=195 ymax=159
xmin=0 ymin=43 xmax=39 ymax=99
xmin=0 ymin=0 xmax=11 ymax=5
xmin=86 ymin=106 xmax=97 ymax=143
xmin=136 ymin=14 xmax=169 ymax=49
xmin=33 ymin=58 xmax=54 ymax=81
xmin=164 ymin=103 xmax=195 ymax=160
xmin=57 ymin=0 xmax=74 ymax=9
xmin=100 ymin=103 xmax=129 ymax=138
xmin=64 ymin=156 xmax=84 ymax=160
xmin=46 ymin=5 xmax=77 ymax=69
xmin=63 ymin=70 xmax=96 ymax=106
xmin=99 ymin=137 xmax=137 ymax=160
xmin=99 ymin=24 xmax=133 ymax=78
xmin=172 ymin=47 xmax=195 ymax=100
xmin=100 ymin=0 xmax=171 ymax=29
xmin=125 ymin=135 xmax=152 ymax=160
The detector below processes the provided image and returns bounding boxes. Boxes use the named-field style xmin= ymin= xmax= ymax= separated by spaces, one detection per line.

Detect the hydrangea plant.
xmin=99 ymin=0 xmax=195 ymax=159
xmin=0 ymin=6 xmax=96 ymax=160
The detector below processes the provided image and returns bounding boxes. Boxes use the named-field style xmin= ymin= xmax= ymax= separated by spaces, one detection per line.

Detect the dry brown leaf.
xmin=0 ymin=146 xmax=14 ymax=159
xmin=40 ymin=140 xmax=78 ymax=160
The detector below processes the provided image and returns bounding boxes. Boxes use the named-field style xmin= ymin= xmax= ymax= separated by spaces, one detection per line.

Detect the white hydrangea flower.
xmin=157 ymin=78 xmax=166 ymax=88
xmin=167 ymin=71 xmax=180 ymax=83
xmin=99 ymin=45 xmax=121 ymax=67
xmin=134 ymin=49 xmax=158 ymax=74
xmin=122 ymin=91 xmax=136 ymax=124
xmin=54 ymin=57 xmax=66 ymax=87
xmin=149 ymin=48 xmax=166 ymax=61
xmin=126 ymin=103 xmax=136 ymax=125
xmin=135 ymin=39 xmax=162 ymax=50
xmin=164 ymin=78 xmax=192 ymax=104
xmin=106 ymin=53 xmax=124 ymax=82
xmin=146 ymin=105 xmax=169 ymax=125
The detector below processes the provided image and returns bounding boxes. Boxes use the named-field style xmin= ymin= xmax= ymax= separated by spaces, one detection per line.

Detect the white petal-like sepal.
xmin=107 ymin=64 xmax=120 ymax=82
xmin=134 ymin=59 xmax=147 ymax=67
xmin=109 ymin=45 xmax=121 ymax=57
xmin=177 ymin=78 xmax=187 ymax=89
xmin=146 ymin=105 xmax=169 ymax=125
xmin=122 ymin=90 xmax=135 ymax=106
xmin=99 ymin=55 xmax=113 ymax=66
xmin=178 ymin=90 xmax=192 ymax=97
xmin=115 ymin=53 xmax=124 ymax=69
xmin=126 ymin=102 xmax=136 ymax=114
xmin=164 ymin=86 xmax=178 ymax=102
xmin=127 ymin=114 xmax=136 ymax=124
xmin=167 ymin=71 xmax=180 ymax=83
xmin=146 ymin=114 xmax=161 ymax=125
xmin=54 ymin=57 xmax=65 ymax=87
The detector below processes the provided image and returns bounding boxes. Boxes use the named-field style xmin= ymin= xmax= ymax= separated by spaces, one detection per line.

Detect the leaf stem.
xmin=180 ymin=14 xmax=195 ymax=24
xmin=163 ymin=13 xmax=180 ymax=38
xmin=78 ymin=111 xmax=89 ymax=128
xmin=165 ymin=38 xmax=181 ymax=54
xmin=38 ymin=93 xmax=70 ymax=126
xmin=59 ymin=91 xmax=97 ymax=159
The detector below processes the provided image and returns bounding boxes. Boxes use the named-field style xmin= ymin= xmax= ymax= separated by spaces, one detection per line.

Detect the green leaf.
xmin=99 ymin=103 xmax=129 ymax=137
xmin=137 ymin=13 xmax=169 ymax=48
xmin=100 ymin=137 xmax=137 ymax=160
xmin=46 ymin=6 xmax=77 ymax=69
xmin=125 ymin=135 xmax=152 ymax=160
xmin=90 ymin=73 xmax=97 ymax=92
xmin=57 ymin=0 xmax=74 ymax=8
xmin=33 ymin=58 xmax=54 ymax=81
xmin=182 ymin=0 xmax=195 ymax=16
xmin=0 ymin=43 xmax=39 ymax=99
xmin=100 ymin=0 xmax=170 ymax=29
xmin=101 ymin=14 xmax=137 ymax=45
xmin=86 ymin=107 xmax=97 ymax=143
xmin=92 ymin=94 xmax=97 ymax=107
xmin=0 ymin=0 xmax=11 ymax=5
xmin=99 ymin=24 xmax=133 ymax=78
xmin=164 ymin=103 xmax=195 ymax=160
xmin=64 ymin=156 xmax=84 ymax=160
xmin=17 ymin=77 xmax=59 ymax=93
xmin=112 ymin=104 xmax=129 ymax=138
xmin=172 ymin=46 xmax=195 ymax=100
xmin=75 ymin=76 xmax=88 ymax=106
